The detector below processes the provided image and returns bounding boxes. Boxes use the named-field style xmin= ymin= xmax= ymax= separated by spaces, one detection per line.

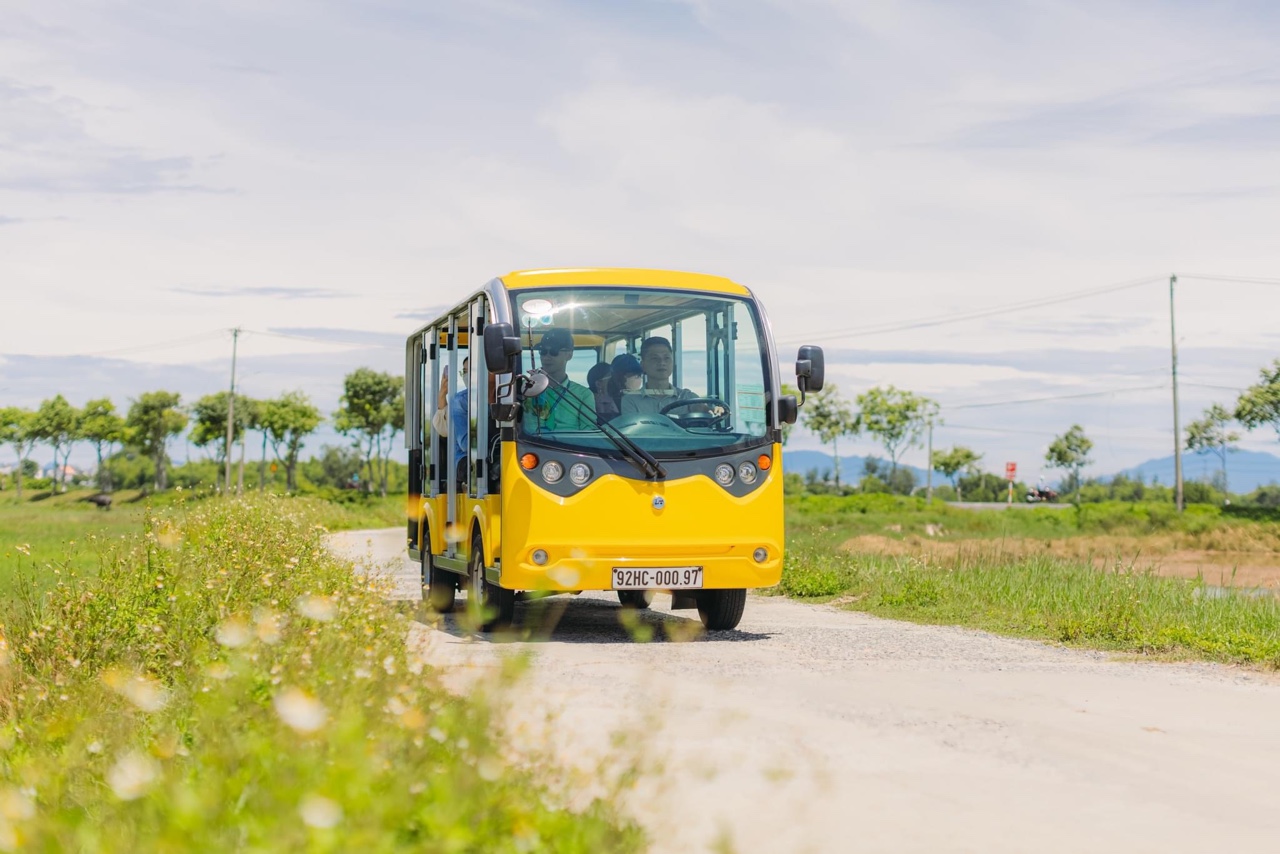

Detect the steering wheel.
xmin=660 ymin=397 xmax=732 ymax=430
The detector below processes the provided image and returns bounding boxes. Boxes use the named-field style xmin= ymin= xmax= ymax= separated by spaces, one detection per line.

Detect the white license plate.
xmin=612 ymin=567 xmax=703 ymax=590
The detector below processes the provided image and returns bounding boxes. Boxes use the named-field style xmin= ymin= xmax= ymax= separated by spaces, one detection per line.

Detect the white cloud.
xmin=2 ymin=0 xmax=1279 ymax=472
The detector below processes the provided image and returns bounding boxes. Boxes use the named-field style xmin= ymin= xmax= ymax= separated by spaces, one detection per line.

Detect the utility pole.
xmin=925 ymin=417 xmax=934 ymax=500
xmin=1169 ymin=275 xmax=1183 ymax=513
xmin=224 ymin=327 xmax=240 ymax=495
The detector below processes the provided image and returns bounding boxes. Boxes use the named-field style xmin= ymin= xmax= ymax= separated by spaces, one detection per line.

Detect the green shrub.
xmin=0 ymin=497 xmax=641 ymax=851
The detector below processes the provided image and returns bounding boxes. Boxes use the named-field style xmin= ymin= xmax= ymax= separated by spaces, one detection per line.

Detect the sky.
xmin=2 ymin=0 xmax=1280 ymax=480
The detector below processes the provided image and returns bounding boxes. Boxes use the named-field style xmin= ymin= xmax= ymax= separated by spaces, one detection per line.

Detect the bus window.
xmin=511 ymin=286 xmax=772 ymax=457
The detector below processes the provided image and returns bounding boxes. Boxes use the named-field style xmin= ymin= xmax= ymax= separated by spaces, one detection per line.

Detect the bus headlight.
xmin=753 ymin=547 xmax=768 ymax=563
xmin=532 ymin=549 xmax=548 ymax=565
xmin=738 ymin=461 xmax=758 ymax=484
xmin=542 ymin=460 xmax=564 ymax=483
xmin=568 ymin=462 xmax=592 ymax=486
xmin=714 ymin=463 xmax=735 ymax=486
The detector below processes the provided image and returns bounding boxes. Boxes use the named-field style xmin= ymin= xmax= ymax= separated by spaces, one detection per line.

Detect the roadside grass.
xmin=788 ymin=493 xmax=1280 ymax=550
xmin=780 ymin=532 xmax=1280 ymax=668
xmin=0 ymin=496 xmax=643 ymax=851
xmin=0 ymin=490 xmax=404 ymax=597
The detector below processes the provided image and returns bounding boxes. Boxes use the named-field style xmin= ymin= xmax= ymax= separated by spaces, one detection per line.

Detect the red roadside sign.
xmin=1005 ymin=462 xmax=1017 ymax=481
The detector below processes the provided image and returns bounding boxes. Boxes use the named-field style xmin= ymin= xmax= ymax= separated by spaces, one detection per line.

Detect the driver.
xmin=620 ymin=336 xmax=700 ymax=417
xmin=522 ymin=327 xmax=596 ymax=433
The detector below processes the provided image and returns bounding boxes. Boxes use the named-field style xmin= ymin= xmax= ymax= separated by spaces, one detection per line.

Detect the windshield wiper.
xmin=525 ymin=375 xmax=667 ymax=479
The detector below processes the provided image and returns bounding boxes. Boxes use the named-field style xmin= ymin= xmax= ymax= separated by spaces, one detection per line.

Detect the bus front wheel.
xmin=697 ymin=589 xmax=746 ymax=631
xmin=617 ymin=590 xmax=654 ymax=610
xmin=467 ymin=535 xmax=514 ymax=632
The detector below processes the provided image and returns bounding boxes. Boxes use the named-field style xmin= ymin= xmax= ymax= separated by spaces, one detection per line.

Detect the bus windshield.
xmin=512 ymin=286 xmax=773 ymax=460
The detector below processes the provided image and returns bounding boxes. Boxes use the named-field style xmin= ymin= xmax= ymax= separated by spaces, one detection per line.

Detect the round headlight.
xmin=568 ymin=462 xmax=592 ymax=486
xmin=541 ymin=460 xmax=564 ymax=483
xmin=531 ymin=549 xmax=548 ymax=565
xmin=753 ymin=547 xmax=768 ymax=563
xmin=714 ymin=463 xmax=735 ymax=486
xmin=738 ymin=461 xmax=758 ymax=484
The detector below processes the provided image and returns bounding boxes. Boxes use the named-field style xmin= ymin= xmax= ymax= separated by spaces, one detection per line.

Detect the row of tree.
xmin=0 ymin=367 xmax=406 ymax=499
xmin=789 ymin=357 xmax=1280 ymax=501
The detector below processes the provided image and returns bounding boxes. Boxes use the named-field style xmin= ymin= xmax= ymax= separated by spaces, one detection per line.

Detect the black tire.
xmin=617 ymin=589 xmax=654 ymax=610
xmin=467 ymin=534 xmax=515 ymax=632
xmin=697 ymin=589 xmax=746 ymax=631
xmin=422 ymin=533 xmax=456 ymax=613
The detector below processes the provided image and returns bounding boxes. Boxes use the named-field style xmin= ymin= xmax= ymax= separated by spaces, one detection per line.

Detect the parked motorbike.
xmin=1025 ymin=487 xmax=1058 ymax=503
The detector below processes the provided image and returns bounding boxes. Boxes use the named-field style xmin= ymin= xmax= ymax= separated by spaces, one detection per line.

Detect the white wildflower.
xmin=254 ymin=608 xmax=282 ymax=645
xmin=299 ymin=794 xmax=342 ymax=829
xmin=477 ymin=756 xmax=503 ymax=782
xmin=274 ymin=688 xmax=327 ymax=734
xmin=295 ymin=595 xmax=336 ymax=622
xmin=0 ymin=787 xmax=35 ymax=821
xmin=103 ymin=669 xmax=168 ymax=713
xmin=107 ymin=751 xmax=159 ymax=801
xmin=215 ymin=617 xmax=251 ymax=649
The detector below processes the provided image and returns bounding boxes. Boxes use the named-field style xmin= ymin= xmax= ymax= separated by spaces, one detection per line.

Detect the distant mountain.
xmin=1119 ymin=449 xmax=1280 ymax=494
xmin=782 ymin=450 xmax=931 ymax=484
xmin=782 ymin=447 xmax=1280 ymax=495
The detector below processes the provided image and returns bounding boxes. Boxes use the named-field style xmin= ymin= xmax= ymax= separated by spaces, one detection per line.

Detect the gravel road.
xmin=330 ymin=528 xmax=1280 ymax=854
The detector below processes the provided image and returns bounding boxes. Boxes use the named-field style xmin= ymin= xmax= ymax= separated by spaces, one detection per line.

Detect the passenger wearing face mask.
xmin=431 ymin=356 xmax=470 ymax=487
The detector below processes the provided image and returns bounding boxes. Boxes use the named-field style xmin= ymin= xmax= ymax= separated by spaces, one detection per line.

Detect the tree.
xmin=30 ymin=395 xmax=81 ymax=493
xmin=932 ymin=446 xmax=982 ymax=501
xmin=260 ymin=391 xmax=323 ymax=492
xmin=801 ymin=384 xmax=856 ymax=487
xmin=1236 ymin=358 xmax=1280 ymax=442
xmin=80 ymin=398 xmax=126 ymax=493
xmin=855 ymin=386 xmax=937 ymax=476
xmin=1045 ymin=424 xmax=1093 ymax=502
xmin=1185 ymin=403 xmax=1240 ymax=495
xmin=189 ymin=392 xmax=255 ymax=493
xmin=0 ymin=407 xmax=36 ymax=499
xmin=125 ymin=391 xmax=187 ymax=491
xmin=334 ymin=368 xmax=402 ymax=497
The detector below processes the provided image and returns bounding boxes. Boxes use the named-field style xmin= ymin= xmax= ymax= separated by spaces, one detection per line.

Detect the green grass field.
xmin=782 ymin=495 xmax=1280 ymax=668
xmin=0 ymin=495 xmax=642 ymax=850
xmin=0 ymin=488 xmax=404 ymax=597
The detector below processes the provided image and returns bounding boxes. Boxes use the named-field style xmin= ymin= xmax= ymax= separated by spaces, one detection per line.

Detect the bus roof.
xmin=500 ymin=268 xmax=752 ymax=296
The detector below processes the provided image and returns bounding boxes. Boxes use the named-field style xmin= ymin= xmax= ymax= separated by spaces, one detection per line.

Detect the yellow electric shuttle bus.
xmin=404 ymin=268 xmax=825 ymax=631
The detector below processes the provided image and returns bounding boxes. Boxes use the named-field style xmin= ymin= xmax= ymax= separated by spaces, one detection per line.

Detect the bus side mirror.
xmin=484 ymin=323 xmax=521 ymax=373
xmin=795 ymin=345 xmax=825 ymax=394
xmin=779 ymin=394 xmax=798 ymax=425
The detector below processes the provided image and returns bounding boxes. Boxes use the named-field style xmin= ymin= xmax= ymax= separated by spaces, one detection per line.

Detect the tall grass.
xmin=787 ymin=493 xmax=1280 ymax=547
xmin=0 ymin=496 xmax=642 ymax=851
xmin=780 ymin=539 xmax=1280 ymax=667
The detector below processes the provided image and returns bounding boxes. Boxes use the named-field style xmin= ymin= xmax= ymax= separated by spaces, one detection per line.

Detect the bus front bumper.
xmin=497 ymin=544 xmax=782 ymax=592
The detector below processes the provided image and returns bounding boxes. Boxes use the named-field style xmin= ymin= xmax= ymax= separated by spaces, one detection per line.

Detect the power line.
xmin=946 ymin=383 xmax=1167 ymax=410
xmin=78 ymin=329 xmax=229 ymax=358
xmin=780 ymin=274 xmax=1163 ymax=345
xmin=242 ymin=328 xmax=398 ymax=349
xmin=1176 ymin=273 xmax=1280 ymax=287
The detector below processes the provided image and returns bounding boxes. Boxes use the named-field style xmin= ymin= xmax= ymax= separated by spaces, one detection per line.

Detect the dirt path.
xmin=842 ymin=533 xmax=1280 ymax=588
xmin=330 ymin=529 xmax=1280 ymax=854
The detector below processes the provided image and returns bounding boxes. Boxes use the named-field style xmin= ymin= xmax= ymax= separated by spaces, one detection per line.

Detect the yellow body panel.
xmin=494 ymin=442 xmax=784 ymax=592
xmin=501 ymin=268 xmax=751 ymax=296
